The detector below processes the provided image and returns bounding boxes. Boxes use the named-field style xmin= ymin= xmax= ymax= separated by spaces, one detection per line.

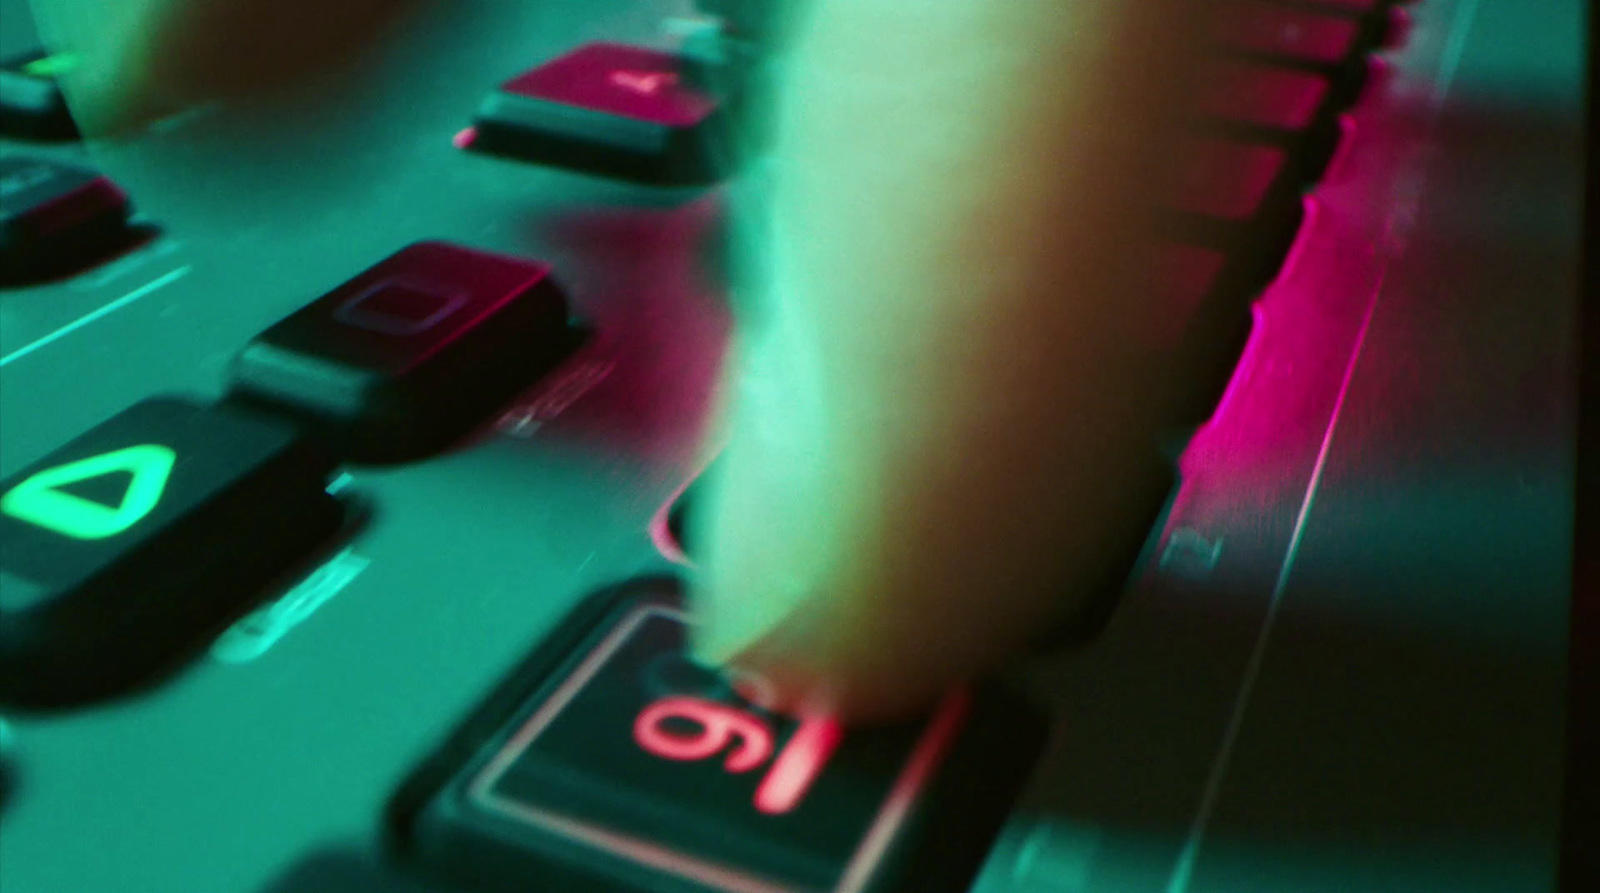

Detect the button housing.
xmin=470 ymin=43 xmax=730 ymax=185
xmin=0 ymin=397 xmax=343 ymax=710
xmin=387 ymin=577 xmax=1047 ymax=893
xmin=229 ymin=241 xmax=583 ymax=463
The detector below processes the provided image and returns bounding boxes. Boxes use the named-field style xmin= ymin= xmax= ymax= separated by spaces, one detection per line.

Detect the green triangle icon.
xmin=1 ymin=444 xmax=177 ymax=540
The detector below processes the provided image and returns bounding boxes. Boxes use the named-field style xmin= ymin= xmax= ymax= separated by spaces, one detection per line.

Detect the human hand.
xmin=31 ymin=0 xmax=1199 ymax=722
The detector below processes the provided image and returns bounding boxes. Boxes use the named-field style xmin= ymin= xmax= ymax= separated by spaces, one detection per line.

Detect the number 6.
xmin=633 ymin=695 xmax=775 ymax=773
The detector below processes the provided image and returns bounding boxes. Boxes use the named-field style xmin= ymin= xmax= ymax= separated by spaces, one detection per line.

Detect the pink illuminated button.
xmin=1213 ymin=2 xmax=1363 ymax=65
xmin=500 ymin=44 xmax=715 ymax=128
xmin=471 ymin=43 xmax=726 ymax=184
xmin=1171 ymin=138 xmax=1289 ymax=222
xmin=401 ymin=582 xmax=1047 ymax=893
xmin=1195 ymin=61 xmax=1332 ymax=132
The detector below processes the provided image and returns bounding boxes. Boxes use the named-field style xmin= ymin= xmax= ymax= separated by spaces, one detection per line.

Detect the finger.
xmin=689 ymin=0 xmax=1202 ymax=722
xmin=29 ymin=0 xmax=423 ymax=133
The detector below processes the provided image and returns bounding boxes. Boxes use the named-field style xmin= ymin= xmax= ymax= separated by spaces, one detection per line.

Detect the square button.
xmin=334 ymin=281 xmax=468 ymax=336
xmin=1195 ymin=61 xmax=1333 ymax=132
xmin=470 ymin=43 xmax=730 ymax=185
xmin=392 ymin=579 xmax=1047 ymax=893
xmin=0 ymin=397 xmax=342 ymax=708
xmin=0 ymin=155 xmax=130 ymax=277
xmin=501 ymin=44 xmax=717 ymax=129
xmin=230 ymin=241 xmax=580 ymax=463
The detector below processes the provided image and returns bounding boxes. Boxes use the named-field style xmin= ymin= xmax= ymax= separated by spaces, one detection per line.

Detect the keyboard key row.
xmin=0 ymin=242 xmax=585 ymax=709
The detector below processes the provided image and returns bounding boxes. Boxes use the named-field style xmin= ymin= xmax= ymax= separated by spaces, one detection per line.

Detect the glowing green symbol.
xmin=21 ymin=52 xmax=81 ymax=79
xmin=0 ymin=444 xmax=176 ymax=540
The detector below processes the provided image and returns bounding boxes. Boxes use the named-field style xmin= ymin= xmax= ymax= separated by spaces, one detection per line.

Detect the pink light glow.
xmin=754 ymin=715 xmax=844 ymax=815
xmin=1201 ymin=195 xmax=1321 ymax=434
xmin=452 ymin=127 xmax=478 ymax=150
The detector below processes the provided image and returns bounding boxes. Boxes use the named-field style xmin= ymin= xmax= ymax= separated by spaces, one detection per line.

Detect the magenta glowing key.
xmin=1172 ymin=138 xmax=1289 ymax=222
xmin=499 ymin=44 xmax=715 ymax=128
xmin=1152 ymin=245 xmax=1229 ymax=352
xmin=398 ymin=580 xmax=1046 ymax=893
xmin=470 ymin=43 xmax=727 ymax=184
xmin=1213 ymin=2 xmax=1363 ymax=65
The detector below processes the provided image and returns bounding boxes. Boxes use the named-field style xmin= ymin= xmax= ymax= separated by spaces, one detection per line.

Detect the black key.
xmin=1213 ymin=1 xmax=1372 ymax=104
xmin=0 ymin=50 xmax=78 ymax=141
xmin=0 ymin=397 xmax=343 ymax=709
xmin=0 ymin=155 xmax=132 ymax=280
xmin=229 ymin=241 xmax=582 ymax=463
xmin=388 ymin=577 xmax=1047 ymax=893
xmin=1195 ymin=59 xmax=1335 ymax=134
xmin=468 ymin=43 xmax=731 ymax=186
xmin=1214 ymin=2 xmax=1364 ymax=64
xmin=1192 ymin=59 xmax=1343 ymax=186
xmin=1151 ymin=245 xmax=1260 ymax=426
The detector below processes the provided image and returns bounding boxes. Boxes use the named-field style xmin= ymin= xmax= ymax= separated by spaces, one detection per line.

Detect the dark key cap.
xmin=1195 ymin=60 xmax=1334 ymax=133
xmin=1213 ymin=2 xmax=1364 ymax=65
xmin=1171 ymin=137 xmax=1292 ymax=223
xmin=0 ymin=155 xmax=131 ymax=279
xmin=1164 ymin=136 xmax=1305 ymax=313
xmin=0 ymin=397 xmax=343 ymax=709
xmin=229 ymin=241 xmax=582 ymax=463
xmin=469 ymin=43 xmax=730 ymax=186
xmin=0 ymin=50 xmax=78 ymax=141
xmin=389 ymin=577 xmax=1047 ymax=893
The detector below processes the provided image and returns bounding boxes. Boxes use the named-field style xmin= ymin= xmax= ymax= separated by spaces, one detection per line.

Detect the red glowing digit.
xmin=754 ymin=714 xmax=842 ymax=816
xmin=633 ymin=695 xmax=774 ymax=773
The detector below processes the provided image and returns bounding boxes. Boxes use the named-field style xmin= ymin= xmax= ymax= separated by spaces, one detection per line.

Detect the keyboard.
xmin=0 ymin=1 xmax=1584 ymax=892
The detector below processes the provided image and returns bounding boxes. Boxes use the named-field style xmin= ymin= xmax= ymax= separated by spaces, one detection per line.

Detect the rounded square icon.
xmin=333 ymin=280 xmax=468 ymax=336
